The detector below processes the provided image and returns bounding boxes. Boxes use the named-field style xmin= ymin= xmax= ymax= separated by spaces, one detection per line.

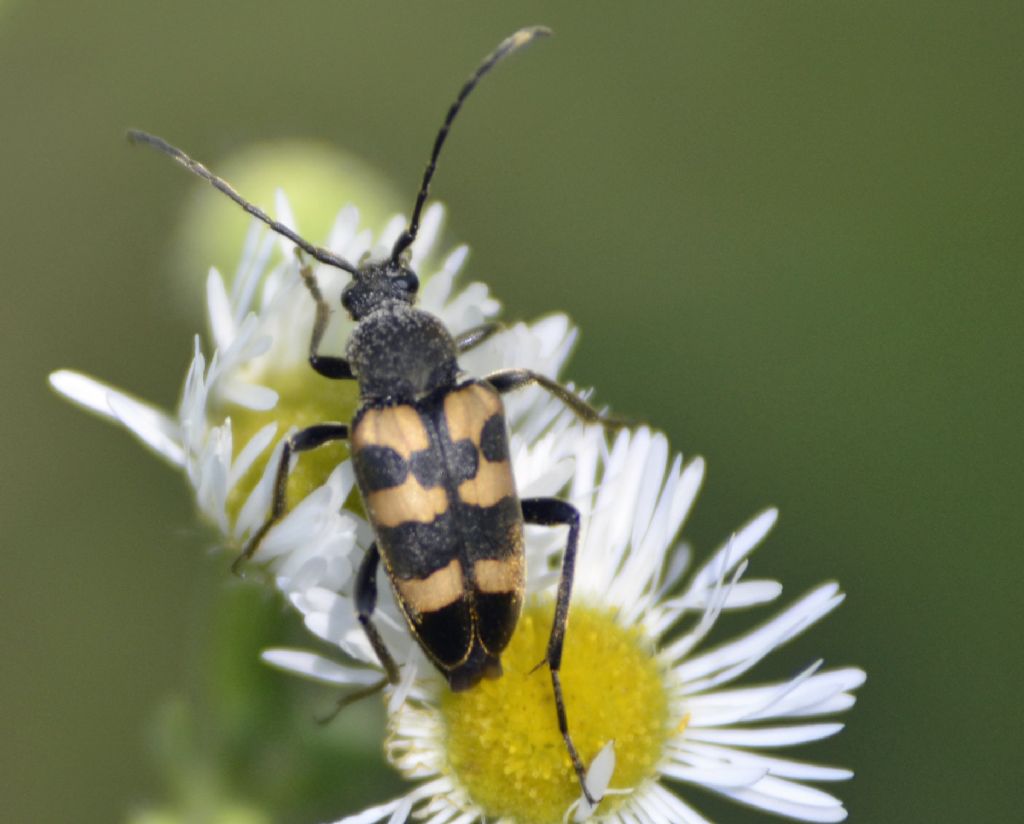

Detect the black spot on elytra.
xmin=353 ymin=445 xmax=408 ymax=491
xmin=379 ymin=511 xmax=460 ymax=578
xmin=413 ymin=597 xmax=473 ymax=667
xmin=479 ymin=414 xmax=508 ymax=462
xmin=448 ymin=438 xmax=479 ymax=484
xmin=476 ymin=589 xmax=523 ymax=655
xmin=410 ymin=448 xmax=445 ymax=488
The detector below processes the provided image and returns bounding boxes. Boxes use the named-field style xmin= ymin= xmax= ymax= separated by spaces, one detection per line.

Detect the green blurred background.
xmin=3 ymin=1 xmax=1022 ymax=821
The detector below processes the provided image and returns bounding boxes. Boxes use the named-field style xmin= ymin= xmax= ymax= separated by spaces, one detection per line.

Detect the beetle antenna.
xmin=389 ymin=25 xmax=551 ymax=265
xmin=127 ymin=130 xmax=361 ymax=276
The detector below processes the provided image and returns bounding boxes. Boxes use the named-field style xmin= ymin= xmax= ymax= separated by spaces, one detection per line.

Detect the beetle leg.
xmin=485 ymin=368 xmax=627 ymax=430
xmin=520 ymin=497 xmax=598 ymax=806
xmin=354 ymin=543 xmax=402 ymax=685
xmin=316 ymin=677 xmax=390 ymax=725
xmin=297 ymin=260 xmax=356 ymax=380
xmin=317 ymin=544 xmax=401 ymax=724
xmin=455 ymin=321 xmax=503 ymax=353
xmin=234 ymin=423 xmax=349 ymax=573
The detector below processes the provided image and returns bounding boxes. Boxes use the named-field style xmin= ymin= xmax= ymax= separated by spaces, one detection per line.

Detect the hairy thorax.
xmin=347 ymin=303 xmax=459 ymax=402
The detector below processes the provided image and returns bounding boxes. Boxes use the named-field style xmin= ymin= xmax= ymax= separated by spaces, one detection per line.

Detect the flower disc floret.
xmin=442 ymin=600 xmax=671 ymax=823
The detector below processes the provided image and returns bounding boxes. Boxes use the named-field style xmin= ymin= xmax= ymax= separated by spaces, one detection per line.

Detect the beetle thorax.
xmin=346 ymin=304 xmax=458 ymax=401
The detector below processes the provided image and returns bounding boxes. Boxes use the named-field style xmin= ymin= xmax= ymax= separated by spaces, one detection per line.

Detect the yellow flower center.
xmin=441 ymin=600 xmax=671 ymax=823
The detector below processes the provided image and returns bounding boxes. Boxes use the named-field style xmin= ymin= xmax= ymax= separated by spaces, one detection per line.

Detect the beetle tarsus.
xmin=316 ymin=677 xmax=390 ymax=725
xmin=486 ymin=368 xmax=627 ymax=430
xmin=355 ymin=544 xmax=403 ymax=685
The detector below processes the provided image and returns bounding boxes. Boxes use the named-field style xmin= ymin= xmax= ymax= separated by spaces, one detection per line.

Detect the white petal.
xmin=419 ymin=244 xmax=468 ymax=310
xmin=642 ymin=782 xmax=714 ymax=824
xmin=194 ymin=423 xmax=231 ymax=532
xmin=327 ymin=205 xmax=361 ymax=257
xmin=684 ymin=722 xmax=845 ymax=748
xmin=107 ymin=388 xmax=186 ymax=467
xmin=658 ymin=762 xmax=767 ymax=788
xmin=656 ymin=539 xmax=693 ymax=599
xmin=387 ymin=797 xmax=415 ymax=824
xmin=218 ymin=378 xmax=279 ymax=411
xmin=667 ymin=579 xmax=782 ymax=613
xmin=573 ymin=741 xmax=616 ymax=821
xmin=685 ymin=508 xmax=778 ymax=597
xmin=206 ymin=267 xmax=235 ymax=349
xmin=715 ymin=775 xmax=848 ymax=822
xmin=418 ymin=804 xmax=460 ymax=824
xmin=658 ymin=557 xmax=748 ymax=668
xmin=261 ymin=648 xmax=382 ymax=686
xmin=673 ymin=740 xmax=853 ymax=781
xmin=748 ymin=668 xmax=865 ymax=720
xmin=234 ymin=436 xmax=285 ymax=540
xmin=387 ymin=658 xmax=419 ymax=714
xmin=677 ymin=584 xmax=843 ymax=687
xmin=49 ymin=370 xmax=186 ymax=466
xmin=227 ymin=421 xmax=278 ymax=489
xmin=348 ymin=228 xmax=374 ymax=265
xmin=684 ymin=667 xmax=864 ymax=726
xmin=331 ymin=796 xmax=408 ymax=824
xmin=231 ymin=219 xmax=276 ymax=319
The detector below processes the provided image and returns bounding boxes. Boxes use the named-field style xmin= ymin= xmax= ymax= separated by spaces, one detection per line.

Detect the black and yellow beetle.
xmin=128 ymin=27 xmax=619 ymax=802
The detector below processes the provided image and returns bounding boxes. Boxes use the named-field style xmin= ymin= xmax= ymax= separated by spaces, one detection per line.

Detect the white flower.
xmin=49 ymin=196 xmax=581 ymax=596
xmin=50 ymin=188 xmax=863 ymax=823
xmin=268 ymin=426 xmax=865 ymax=824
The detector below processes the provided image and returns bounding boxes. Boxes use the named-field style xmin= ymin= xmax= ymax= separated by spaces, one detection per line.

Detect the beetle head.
xmin=341 ymin=260 xmax=419 ymax=320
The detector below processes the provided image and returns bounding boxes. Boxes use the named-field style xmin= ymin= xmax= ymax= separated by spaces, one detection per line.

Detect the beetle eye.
xmin=394 ymin=271 xmax=419 ymax=296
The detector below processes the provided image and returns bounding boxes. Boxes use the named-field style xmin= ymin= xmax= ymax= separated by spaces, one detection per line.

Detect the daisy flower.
xmin=50 ymin=185 xmax=864 ymax=824
xmin=267 ymin=424 xmax=865 ymax=824
xmin=49 ymin=196 xmax=581 ymax=596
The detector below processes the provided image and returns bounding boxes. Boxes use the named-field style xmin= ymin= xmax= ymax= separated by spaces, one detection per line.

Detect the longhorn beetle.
xmin=128 ymin=26 xmax=620 ymax=803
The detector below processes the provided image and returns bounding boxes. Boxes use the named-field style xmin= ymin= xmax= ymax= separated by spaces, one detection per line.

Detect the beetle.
xmin=128 ymin=26 xmax=619 ymax=802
